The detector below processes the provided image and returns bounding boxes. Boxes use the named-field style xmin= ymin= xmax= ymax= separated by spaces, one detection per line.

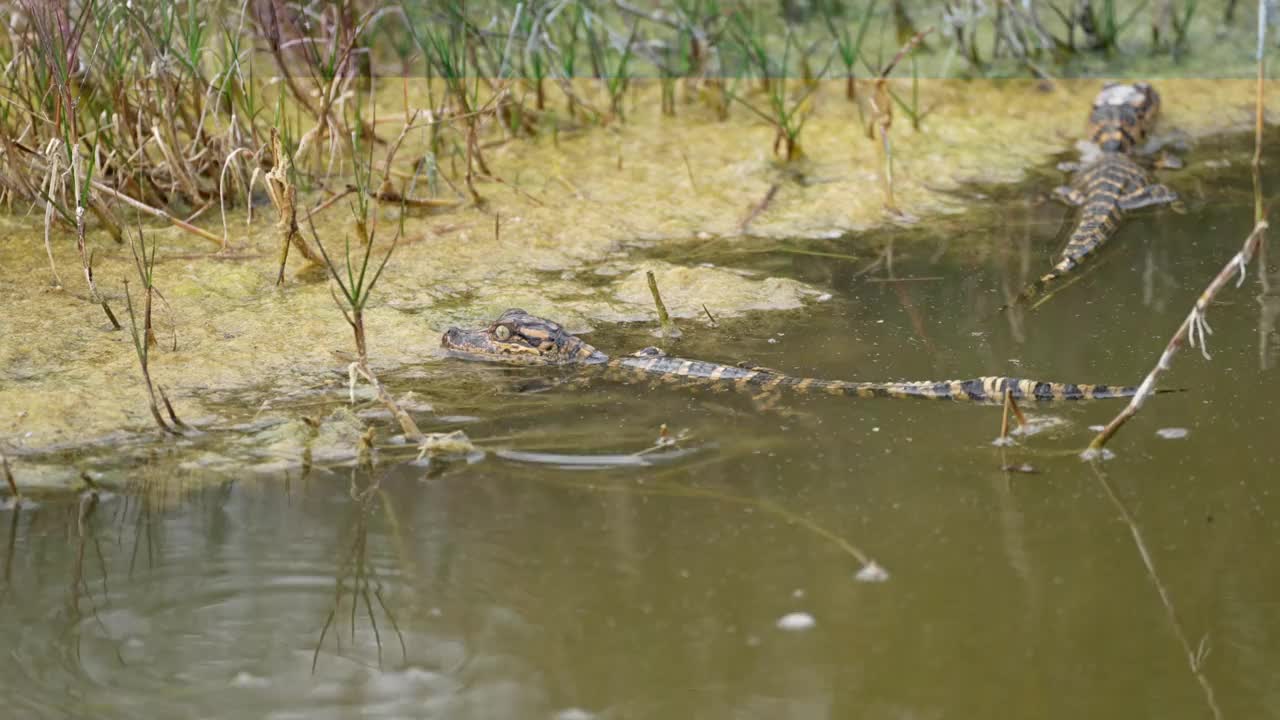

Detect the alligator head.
xmin=1087 ymin=81 xmax=1160 ymax=154
xmin=441 ymin=308 xmax=609 ymax=365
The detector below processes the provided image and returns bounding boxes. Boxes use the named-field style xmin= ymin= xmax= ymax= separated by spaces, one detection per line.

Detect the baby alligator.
xmin=442 ymin=309 xmax=1143 ymax=402
xmin=1009 ymin=82 xmax=1178 ymax=309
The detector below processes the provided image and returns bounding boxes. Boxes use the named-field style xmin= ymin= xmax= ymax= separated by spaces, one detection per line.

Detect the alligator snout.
xmin=441 ymin=327 xmax=463 ymax=348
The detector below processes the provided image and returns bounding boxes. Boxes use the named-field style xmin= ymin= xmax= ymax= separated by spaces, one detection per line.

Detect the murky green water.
xmin=3 ymin=133 xmax=1280 ymax=719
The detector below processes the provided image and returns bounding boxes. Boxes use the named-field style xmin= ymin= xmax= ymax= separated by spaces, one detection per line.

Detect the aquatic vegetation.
xmin=0 ymin=1 xmax=1258 ymax=234
xmin=305 ymin=95 xmax=425 ymax=445
xmin=821 ymin=0 xmax=879 ymax=101
xmin=724 ymin=9 xmax=825 ymax=161
xmin=123 ymin=229 xmax=186 ymax=435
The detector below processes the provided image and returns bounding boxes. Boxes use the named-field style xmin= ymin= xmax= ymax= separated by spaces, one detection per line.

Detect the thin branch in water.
xmin=1085 ymin=220 xmax=1269 ymax=456
xmin=998 ymin=388 xmax=1027 ymax=443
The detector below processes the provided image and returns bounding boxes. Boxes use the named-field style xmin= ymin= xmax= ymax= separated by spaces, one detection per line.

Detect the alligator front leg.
xmin=1118 ymin=183 xmax=1178 ymax=211
xmin=1053 ymin=185 xmax=1087 ymax=206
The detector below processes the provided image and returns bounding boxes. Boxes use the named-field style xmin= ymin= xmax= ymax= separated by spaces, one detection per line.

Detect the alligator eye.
xmin=494 ymin=325 xmax=512 ymax=341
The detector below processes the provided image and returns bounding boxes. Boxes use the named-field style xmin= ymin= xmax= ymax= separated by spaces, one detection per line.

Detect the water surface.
xmin=2 ymin=134 xmax=1279 ymax=719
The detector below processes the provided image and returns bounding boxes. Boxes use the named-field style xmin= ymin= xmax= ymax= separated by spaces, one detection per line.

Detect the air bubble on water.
xmin=230 ymin=671 xmax=271 ymax=689
xmin=776 ymin=612 xmax=816 ymax=631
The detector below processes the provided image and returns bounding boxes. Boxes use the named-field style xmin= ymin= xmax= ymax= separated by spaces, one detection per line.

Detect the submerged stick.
xmin=2 ymin=453 xmax=16 ymax=499
xmin=350 ymin=362 xmax=424 ymax=443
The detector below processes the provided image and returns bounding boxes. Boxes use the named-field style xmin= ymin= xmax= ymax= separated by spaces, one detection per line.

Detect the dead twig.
xmin=739 ymin=183 xmax=780 ymax=234
xmin=1085 ymin=220 xmax=1269 ymax=455
xmin=999 ymin=387 xmax=1027 ymax=441
xmin=869 ymin=28 xmax=933 ymax=215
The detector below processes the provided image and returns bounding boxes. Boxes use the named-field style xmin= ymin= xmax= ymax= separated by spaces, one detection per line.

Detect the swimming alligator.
xmin=1007 ymin=81 xmax=1178 ymax=309
xmin=441 ymin=309 xmax=1145 ymax=402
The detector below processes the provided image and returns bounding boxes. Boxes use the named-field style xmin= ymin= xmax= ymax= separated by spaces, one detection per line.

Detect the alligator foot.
xmin=1119 ymin=183 xmax=1178 ymax=211
xmin=1052 ymin=185 xmax=1087 ymax=206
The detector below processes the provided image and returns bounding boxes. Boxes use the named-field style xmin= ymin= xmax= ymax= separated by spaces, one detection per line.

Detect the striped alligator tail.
xmin=794 ymin=376 xmax=1138 ymax=402
xmin=1002 ymin=256 xmax=1082 ymax=311
xmin=615 ymin=352 xmax=1140 ymax=402
xmin=1001 ymin=189 xmax=1127 ymax=313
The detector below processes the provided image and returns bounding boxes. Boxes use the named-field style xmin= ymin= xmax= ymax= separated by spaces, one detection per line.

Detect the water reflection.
xmin=311 ymin=471 xmax=407 ymax=674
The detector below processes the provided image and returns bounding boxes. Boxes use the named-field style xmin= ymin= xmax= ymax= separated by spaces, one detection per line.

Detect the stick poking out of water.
xmin=646 ymin=270 xmax=682 ymax=339
xmin=1000 ymin=388 xmax=1027 ymax=441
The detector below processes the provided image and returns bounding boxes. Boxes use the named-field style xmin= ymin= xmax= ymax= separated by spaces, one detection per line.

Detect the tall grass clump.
xmin=303 ymin=89 xmax=424 ymax=444
xmin=724 ymin=9 xmax=826 ymax=161
xmin=123 ymin=228 xmax=185 ymax=434
xmin=416 ymin=8 xmax=492 ymax=203
xmin=821 ymin=0 xmax=878 ymax=100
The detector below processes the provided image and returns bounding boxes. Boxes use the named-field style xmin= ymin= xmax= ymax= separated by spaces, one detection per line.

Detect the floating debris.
xmin=1156 ymin=427 xmax=1190 ymax=440
xmin=229 ymin=672 xmax=271 ymax=689
xmin=1001 ymin=463 xmax=1040 ymax=474
xmin=1080 ymin=447 xmax=1117 ymax=462
xmin=855 ymin=562 xmax=891 ymax=583
xmin=1011 ymin=415 xmax=1069 ymax=437
xmin=776 ymin=612 xmax=817 ymax=631
xmin=416 ymin=430 xmax=479 ymax=460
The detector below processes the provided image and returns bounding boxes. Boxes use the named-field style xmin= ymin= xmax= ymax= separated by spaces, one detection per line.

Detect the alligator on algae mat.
xmin=0 ymin=79 xmax=1271 ymax=469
